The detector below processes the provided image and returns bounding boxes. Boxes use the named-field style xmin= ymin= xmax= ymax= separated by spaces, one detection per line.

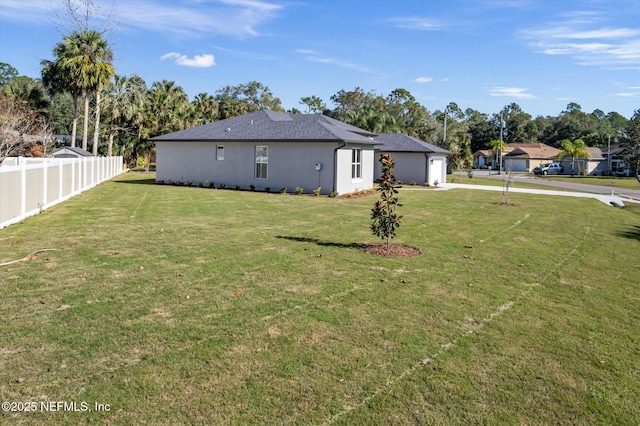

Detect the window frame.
xmin=216 ymin=145 xmax=224 ymax=161
xmin=255 ymin=145 xmax=268 ymax=179
xmin=351 ymin=148 xmax=362 ymax=180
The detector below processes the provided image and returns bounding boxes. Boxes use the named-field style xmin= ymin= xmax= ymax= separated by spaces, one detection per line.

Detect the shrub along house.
xmin=372 ymin=133 xmax=450 ymax=186
xmin=152 ymin=111 xmax=378 ymax=195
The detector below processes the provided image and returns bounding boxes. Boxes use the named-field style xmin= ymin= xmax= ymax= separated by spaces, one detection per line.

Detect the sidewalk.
xmin=476 ymin=173 xmax=640 ymax=200
xmin=434 ymin=182 xmax=631 ymax=207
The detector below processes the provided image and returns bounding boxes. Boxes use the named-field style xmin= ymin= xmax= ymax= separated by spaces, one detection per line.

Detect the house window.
xmin=217 ymin=145 xmax=224 ymax=160
xmin=351 ymin=148 xmax=362 ymax=180
xmin=255 ymin=145 xmax=268 ymax=179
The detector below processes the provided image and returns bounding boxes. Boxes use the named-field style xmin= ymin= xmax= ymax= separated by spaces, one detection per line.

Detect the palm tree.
xmin=102 ymin=74 xmax=146 ymax=156
xmin=42 ymin=54 xmax=82 ymax=147
xmin=60 ymin=30 xmax=115 ymax=153
xmin=489 ymin=139 xmax=507 ymax=172
xmin=559 ymin=138 xmax=590 ymax=176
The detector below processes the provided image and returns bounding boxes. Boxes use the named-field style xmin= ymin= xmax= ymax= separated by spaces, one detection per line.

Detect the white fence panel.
xmin=0 ymin=156 xmax=124 ymax=229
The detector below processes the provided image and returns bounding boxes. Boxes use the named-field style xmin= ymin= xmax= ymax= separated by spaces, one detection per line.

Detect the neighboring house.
xmin=473 ymin=149 xmax=493 ymax=169
xmin=51 ymin=146 xmax=94 ymax=158
xmin=558 ymin=147 xmax=604 ymax=176
xmin=372 ymin=133 xmax=450 ymax=186
xmin=600 ymin=143 xmax=633 ymax=176
xmin=152 ymin=111 xmax=379 ymax=195
xmin=502 ymin=143 xmax=561 ymax=172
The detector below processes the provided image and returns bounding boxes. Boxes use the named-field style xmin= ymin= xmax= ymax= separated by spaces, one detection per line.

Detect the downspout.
xmin=333 ymin=142 xmax=346 ymax=194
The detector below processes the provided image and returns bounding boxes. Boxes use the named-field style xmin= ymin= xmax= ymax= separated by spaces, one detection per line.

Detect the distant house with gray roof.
xmin=51 ymin=146 xmax=93 ymax=158
xmin=373 ymin=133 xmax=450 ymax=186
xmin=151 ymin=111 xmax=379 ymax=195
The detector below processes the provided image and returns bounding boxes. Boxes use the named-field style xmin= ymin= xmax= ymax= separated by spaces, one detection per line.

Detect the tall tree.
xmin=42 ymin=54 xmax=82 ymax=147
xmin=215 ymin=81 xmax=283 ymax=117
xmin=59 ymin=30 xmax=115 ymax=153
xmin=299 ymin=95 xmax=326 ymax=114
xmin=102 ymin=74 xmax=146 ymax=156
xmin=621 ymin=109 xmax=640 ymax=183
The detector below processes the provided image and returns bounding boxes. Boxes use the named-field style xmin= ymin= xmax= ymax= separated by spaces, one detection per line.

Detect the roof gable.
xmin=151 ymin=111 xmax=378 ymax=144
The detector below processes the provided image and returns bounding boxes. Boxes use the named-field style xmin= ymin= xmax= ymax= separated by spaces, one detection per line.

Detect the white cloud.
xmin=387 ymin=17 xmax=446 ymax=30
xmin=161 ymin=52 xmax=216 ymax=68
xmin=118 ymin=0 xmax=283 ymax=38
xmin=414 ymin=77 xmax=433 ymax=83
xmin=295 ymin=50 xmax=373 ymax=73
xmin=522 ymin=14 xmax=640 ymax=69
xmin=0 ymin=0 xmax=283 ymax=38
xmin=488 ymin=87 xmax=536 ymax=99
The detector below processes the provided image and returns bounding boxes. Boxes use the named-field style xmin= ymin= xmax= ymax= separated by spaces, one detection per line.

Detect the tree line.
xmin=0 ymin=4 xmax=638 ymax=174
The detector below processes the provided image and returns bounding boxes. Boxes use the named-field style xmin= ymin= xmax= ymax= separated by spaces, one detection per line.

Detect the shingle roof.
xmin=151 ymin=111 xmax=379 ymax=144
xmin=373 ymin=133 xmax=451 ymax=154
xmin=52 ymin=146 xmax=93 ymax=156
xmin=503 ymin=143 xmax=560 ymax=159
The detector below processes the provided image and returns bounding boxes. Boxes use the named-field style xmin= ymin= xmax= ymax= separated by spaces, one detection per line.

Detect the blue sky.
xmin=1 ymin=0 xmax=639 ymax=118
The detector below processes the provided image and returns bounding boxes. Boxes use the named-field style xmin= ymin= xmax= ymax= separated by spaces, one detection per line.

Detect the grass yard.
xmin=541 ymin=175 xmax=640 ymax=189
xmin=1 ymin=172 xmax=639 ymax=425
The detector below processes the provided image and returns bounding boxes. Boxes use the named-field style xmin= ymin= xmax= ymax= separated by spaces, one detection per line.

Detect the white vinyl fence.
xmin=0 ymin=156 xmax=124 ymax=229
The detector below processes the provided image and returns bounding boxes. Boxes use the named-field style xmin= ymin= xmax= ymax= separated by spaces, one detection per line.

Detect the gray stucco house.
xmin=373 ymin=133 xmax=450 ymax=186
xmin=152 ymin=111 xmax=378 ymax=195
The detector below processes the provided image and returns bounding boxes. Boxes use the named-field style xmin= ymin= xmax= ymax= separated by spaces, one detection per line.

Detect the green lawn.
xmin=1 ymin=172 xmax=639 ymax=425
xmin=539 ymin=175 xmax=640 ymax=189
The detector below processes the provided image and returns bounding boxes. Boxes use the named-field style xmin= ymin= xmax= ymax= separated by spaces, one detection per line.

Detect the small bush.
xmin=410 ymin=181 xmax=416 ymax=186
xmin=279 ymin=187 xmax=287 ymax=194
xmin=249 ymin=184 xmax=255 ymax=191
xmin=233 ymin=185 xmax=241 ymax=190
xmin=265 ymin=187 xmax=271 ymax=193
xmin=208 ymin=181 xmax=215 ymax=188
xmin=424 ymin=182 xmax=430 ymax=187
xmin=185 ymin=180 xmax=193 ymax=187
xmin=330 ymin=191 xmax=338 ymax=198
xmin=295 ymin=187 xmax=303 ymax=194
xmin=467 ymin=170 xmax=474 ymax=179
xmin=219 ymin=183 xmax=226 ymax=189
xmin=313 ymin=187 xmax=321 ymax=196
xmin=433 ymin=180 xmax=439 ymax=187
xmin=198 ymin=182 xmax=204 ymax=188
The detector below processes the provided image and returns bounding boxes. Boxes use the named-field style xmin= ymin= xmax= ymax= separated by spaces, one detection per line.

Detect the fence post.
xmin=20 ymin=158 xmax=26 ymax=221
xmin=42 ymin=160 xmax=48 ymax=209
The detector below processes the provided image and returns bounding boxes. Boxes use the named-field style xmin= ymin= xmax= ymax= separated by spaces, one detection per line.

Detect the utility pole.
xmin=608 ymin=134 xmax=611 ymax=175
xmin=499 ymin=113 xmax=504 ymax=175
xmin=442 ymin=108 xmax=448 ymax=149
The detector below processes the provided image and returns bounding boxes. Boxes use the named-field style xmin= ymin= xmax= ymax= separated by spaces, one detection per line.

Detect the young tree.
xmin=371 ymin=153 xmax=402 ymax=251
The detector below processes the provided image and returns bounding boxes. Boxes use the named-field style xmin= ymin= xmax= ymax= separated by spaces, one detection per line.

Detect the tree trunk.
xmin=71 ymin=95 xmax=79 ymax=148
xmin=107 ymin=131 xmax=114 ymax=157
xmin=92 ymin=89 xmax=101 ymax=156
xmin=82 ymin=91 xmax=90 ymax=151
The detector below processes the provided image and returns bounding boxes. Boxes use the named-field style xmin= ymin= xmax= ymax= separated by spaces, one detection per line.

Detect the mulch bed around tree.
xmin=363 ymin=244 xmax=421 ymax=258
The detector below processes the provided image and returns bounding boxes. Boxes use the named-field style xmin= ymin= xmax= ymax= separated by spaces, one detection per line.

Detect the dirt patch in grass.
xmin=363 ymin=244 xmax=421 ymax=257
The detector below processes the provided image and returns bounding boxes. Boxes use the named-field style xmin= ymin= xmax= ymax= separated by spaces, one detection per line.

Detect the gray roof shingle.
xmin=151 ymin=111 xmax=379 ymax=144
xmin=373 ymin=133 xmax=451 ymax=154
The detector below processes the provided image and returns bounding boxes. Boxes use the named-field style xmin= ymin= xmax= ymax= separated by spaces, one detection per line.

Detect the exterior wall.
xmin=427 ymin=155 xmax=447 ymax=186
xmin=558 ymin=158 xmax=600 ymax=175
xmin=374 ymin=152 xmax=427 ymax=185
xmin=156 ymin=141 xmax=369 ymax=195
xmin=334 ymin=145 xmax=375 ymax=194
xmin=373 ymin=152 xmax=448 ymax=186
